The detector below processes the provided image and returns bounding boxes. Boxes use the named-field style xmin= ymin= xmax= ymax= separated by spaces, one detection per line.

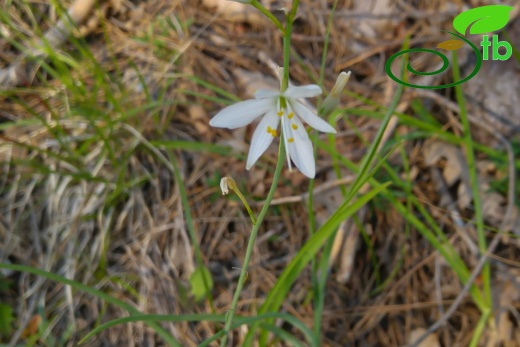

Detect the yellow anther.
xmin=277 ymin=110 xmax=284 ymax=117
xmin=267 ymin=126 xmax=272 ymax=133
xmin=288 ymin=137 xmax=294 ymax=143
xmin=288 ymin=112 xmax=294 ymax=119
xmin=291 ymin=124 xmax=298 ymax=130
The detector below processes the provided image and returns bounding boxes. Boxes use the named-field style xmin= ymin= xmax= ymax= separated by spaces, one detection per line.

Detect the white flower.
xmin=209 ymin=84 xmax=336 ymax=178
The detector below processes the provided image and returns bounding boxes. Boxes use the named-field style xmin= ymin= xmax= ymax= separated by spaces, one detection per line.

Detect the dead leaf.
xmin=352 ymin=0 xmax=396 ymax=40
xmin=189 ymin=104 xmax=210 ymax=134
xmin=424 ymin=141 xmax=472 ymax=209
xmin=336 ymin=220 xmax=361 ymax=284
xmin=487 ymin=267 xmax=520 ymax=347
xmin=201 ymin=0 xmax=266 ymax=25
xmin=21 ymin=315 xmax=41 ymax=338
xmin=408 ymin=328 xmax=440 ymax=347
xmin=424 ymin=141 xmax=520 ymax=239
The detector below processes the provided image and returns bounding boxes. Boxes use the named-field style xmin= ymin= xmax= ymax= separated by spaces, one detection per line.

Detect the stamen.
xmin=266 ymin=126 xmax=277 ymax=137
xmin=288 ymin=137 xmax=294 ymax=143
xmin=277 ymin=110 xmax=284 ymax=117
xmin=291 ymin=124 xmax=298 ymax=130
xmin=288 ymin=112 xmax=294 ymax=119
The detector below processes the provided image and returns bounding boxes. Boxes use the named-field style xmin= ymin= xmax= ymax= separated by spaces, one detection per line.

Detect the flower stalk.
xmin=220 ymin=177 xmax=257 ymax=225
xmin=250 ymin=0 xmax=285 ymax=33
xmin=219 ymin=141 xmax=286 ymax=347
xmin=218 ymin=4 xmax=300 ymax=346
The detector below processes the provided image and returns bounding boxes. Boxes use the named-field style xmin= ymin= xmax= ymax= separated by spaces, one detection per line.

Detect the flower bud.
xmin=220 ymin=176 xmax=239 ymax=195
xmin=319 ymin=71 xmax=351 ymax=117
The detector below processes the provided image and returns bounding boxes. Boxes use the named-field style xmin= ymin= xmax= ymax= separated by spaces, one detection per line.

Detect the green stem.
xmin=452 ymin=52 xmax=492 ymax=307
xmin=469 ymin=310 xmax=490 ymax=347
xmin=281 ymin=0 xmax=299 ymax=92
xmin=219 ymin=141 xmax=286 ymax=347
xmin=233 ymin=189 xmax=257 ymax=225
xmin=220 ymin=3 xmax=298 ymax=345
xmin=251 ymin=0 xmax=285 ymax=34
xmin=319 ymin=0 xmax=339 ymax=85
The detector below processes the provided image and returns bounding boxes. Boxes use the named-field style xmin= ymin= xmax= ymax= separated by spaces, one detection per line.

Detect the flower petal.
xmin=254 ymin=89 xmax=280 ymax=99
xmin=285 ymin=106 xmax=316 ymax=178
xmin=289 ymin=100 xmax=336 ymax=133
xmin=280 ymin=108 xmax=293 ymax=171
xmin=209 ymin=98 xmax=275 ymax=129
xmin=283 ymin=85 xmax=322 ymax=99
xmin=246 ymin=110 xmax=280 ymax=170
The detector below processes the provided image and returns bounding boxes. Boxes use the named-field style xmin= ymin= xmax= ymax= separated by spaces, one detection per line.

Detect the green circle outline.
xmin=385 ymin=31 xmax=483 ymax=89
xmin=406 ymin=49 xmax=449 ymax=76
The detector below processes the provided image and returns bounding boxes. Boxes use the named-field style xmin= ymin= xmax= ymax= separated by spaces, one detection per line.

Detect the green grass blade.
xmin=78 ymin=312 xmax=315 ymax=346
xmin=0 ymin=263 xmax=180 ymax=347
xmin=316 ymin=141 xmax=487 ymax=310
xmin=452 ymin=51 xmax=491 ymax=309
xmin=247 ymin=182 xmax=390 ymax=345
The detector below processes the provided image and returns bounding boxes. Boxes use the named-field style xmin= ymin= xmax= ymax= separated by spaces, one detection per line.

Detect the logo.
xmin=385 ymin=5 xmax=514 ymax=89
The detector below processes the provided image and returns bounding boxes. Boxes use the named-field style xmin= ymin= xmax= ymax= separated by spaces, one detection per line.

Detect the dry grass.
xmin=1 ymin=0 xmax=520 ymax=346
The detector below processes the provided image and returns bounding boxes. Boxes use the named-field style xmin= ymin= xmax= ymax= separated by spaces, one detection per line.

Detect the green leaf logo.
xmin=453 ymin=5 xmax=513 ymax=35
xmin=437 ymin=39 xmax=465 ymax=51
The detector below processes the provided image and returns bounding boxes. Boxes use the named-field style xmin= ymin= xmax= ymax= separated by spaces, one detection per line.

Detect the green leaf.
xmin=0 ymin=303 xmax=14 ymax=337
xmin=189 ymin=266 xmax=213 ymax=302
xmin=453 ymin=5 xmax=513 ymax=35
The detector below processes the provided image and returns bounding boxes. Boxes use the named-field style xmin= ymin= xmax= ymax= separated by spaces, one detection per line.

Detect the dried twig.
xmin=254 ymin=175 xmax=356 ymax=206
xmin=430 ymin=166 xmax=479 ymax=255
